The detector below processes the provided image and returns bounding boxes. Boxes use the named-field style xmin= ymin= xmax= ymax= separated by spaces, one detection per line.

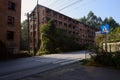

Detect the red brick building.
xmin=0 ymin=0 xmax=21 ymax=54
xmin=29 ymin=5 xmax=96 ymax=53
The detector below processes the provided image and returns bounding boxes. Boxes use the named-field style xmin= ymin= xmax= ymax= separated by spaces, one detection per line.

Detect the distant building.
xmin=0 ymin=0 xmax=21 ymax=54
xmin=29 ymin=5 xmax=97 ymax=53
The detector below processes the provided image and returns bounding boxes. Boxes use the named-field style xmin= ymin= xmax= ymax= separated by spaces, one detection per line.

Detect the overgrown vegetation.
xmin=82 ymin=44 xmax=120 ymax=69
xmin=93 ymin=52 xmax=120 ymax=68
xmin=83 ymin=25 xmax=120 ymax=69
xmin=37 ymin=20 xmax=81 ymax=55
xmin=21 ymin=19 xmax=28 ymax=50
xmin=109 ymin=27 xmax=120 ymax=41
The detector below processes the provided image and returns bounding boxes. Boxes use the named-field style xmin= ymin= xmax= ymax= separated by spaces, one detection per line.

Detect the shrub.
xmin=94 ymin=53 xmax=114 ymax=66
xmin=39 ymin=20 xmax=81 ymax=55
xmin=113 ymin=52 xmax=120 ymax=68
xmin=87 ymin=44 xmax=120 ymax=68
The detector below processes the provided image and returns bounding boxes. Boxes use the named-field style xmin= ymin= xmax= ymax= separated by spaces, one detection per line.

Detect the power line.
xmin=46 ymin=0 xmax=60 ymax=7
xmin=52 ymin=0 xmax=73 ymax=10
xmin=48 ymin=0 xmax=60 ymax=6
xmin=59 ymin=0 xmax=83 ymax=11
xmin=62 ymin=0 xmax=94 ymax=13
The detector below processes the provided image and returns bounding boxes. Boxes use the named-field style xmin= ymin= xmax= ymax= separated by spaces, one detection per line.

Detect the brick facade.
xmin=0 ymin=0 xmax=21 ymax=54
xmin=29 ymin=5 xmax=96 ymax=52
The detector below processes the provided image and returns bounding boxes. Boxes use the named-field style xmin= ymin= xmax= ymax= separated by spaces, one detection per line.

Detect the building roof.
xmin=30 ymin=4 xmax=97 ymax=30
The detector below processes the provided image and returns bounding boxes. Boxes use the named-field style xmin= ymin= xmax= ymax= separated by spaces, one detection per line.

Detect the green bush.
xmin=38 ymin=20 xmax=81 ymax=55
xmin=88 ymin=44 xmax=120 ymax=68
xmin=94 ymin=53 xmax=113 ymax=66
xmin=113 ymin=52 xmax=120 ymax=68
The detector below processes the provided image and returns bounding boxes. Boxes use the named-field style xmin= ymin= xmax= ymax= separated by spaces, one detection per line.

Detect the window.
xmin=8 ymin=1 xmax=16 ymax=11
xmin=68 ymin=24 xmax=71 ymax=28
xmin=73 ymin=26 xmax=75 ymax=29
xmin=7 ymin=16 xmax=15 ymax=25
xmin=30 ymin=38 xmax=32 ymax=43
xmin=76 ymin=32 xmax=79 ymax=35
xmin=64 ymin=23 xmax=67 ymax=26
xmin=53 ymin=13 xmax=57 ymax=17
xmin=59 ymin=21 xmax=62 ymax=25
xmin=46 ymin=9 xmax=50 ymax=13
xmin=69 ymin=18 xmax=71 ymax=21
xmin=46 ymin=17 xmax=50 ymax=22
xmin=34 ymin=31 xmax=36 ymax=37
xmin=73 ymin=31 xmax=75 ymax=34
xmin=30 ymin=25 xmax=32 ymax=29
xmin=59 ymin=15 xmax=62 ymax=18
xmin=68 ymin=31 xmax=72 ymax=34
xmin=7 ymin=31 xmax=14 ymax=40
xmin=30 ymin=32 xmax=32 ymax=36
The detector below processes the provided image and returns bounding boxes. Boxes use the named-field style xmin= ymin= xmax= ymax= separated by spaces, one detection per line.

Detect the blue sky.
xmin=21 ymin=0 xmax=120 ymax=23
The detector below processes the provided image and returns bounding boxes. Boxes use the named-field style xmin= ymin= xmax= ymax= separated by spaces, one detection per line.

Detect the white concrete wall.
xmin=103 ymin=42 xmax=120 ymax=52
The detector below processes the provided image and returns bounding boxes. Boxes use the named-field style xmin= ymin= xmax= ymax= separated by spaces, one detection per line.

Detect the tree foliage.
xmin=109 ymin=27 xmax=120 ymax=41
xmin=38 ymin=20 xmax=80 ymax=55
xmin=103 ymin=17 xmax=119 ymax=30
xmin=77 ymin=11 xmax=119 ymax=30
xmin=21 ymin=20 xmax=28 ymax=50
xmin=95 ymin=34 xmax=106 ymax=45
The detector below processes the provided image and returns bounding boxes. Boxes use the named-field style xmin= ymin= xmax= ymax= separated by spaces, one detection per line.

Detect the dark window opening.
xmin=59 ymin=15 xmax=62 ymax=18
xmin=64 ymin=17 xmax=67 ymax=20
xmin=53 ymin=13 xmax=57 ymax=17
xmin=46 ymin=17 xmax=50 ymax=22
xmin=59 ymin=21 xmax=62 ymax=25
xmin=7 ymin=16 xmax=15 ymax=25
xmin=8 ymin=1 xmax=16 ymax=11
xmin=69 ymin=18 xmax=71 ymax=21
xmin=69 ymin=24 xmax=71 ymax=28
xmin=73 ymin=31 xmax=75 ymax=34
xmin=64 ymin=23 xmax=67 ymax=26
xmin=68 ymin=31 xmax=72 ymax=34
xmin=46 ymin=9 xmax=50 ymax=13
xmin=7 ymin=31 xmax=14 ymax=40
xmin=30 ymin=38 xmax=32 ymax=43
xmin=73 ymin=26 xmax=75 ymax=29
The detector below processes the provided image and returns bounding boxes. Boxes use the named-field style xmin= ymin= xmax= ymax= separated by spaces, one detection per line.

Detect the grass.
xmin=80 ymin=59 xmax=103 ymax=67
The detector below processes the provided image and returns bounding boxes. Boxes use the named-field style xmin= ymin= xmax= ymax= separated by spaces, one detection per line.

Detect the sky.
xmin=21 ymin=0 xmax=120 ymax=24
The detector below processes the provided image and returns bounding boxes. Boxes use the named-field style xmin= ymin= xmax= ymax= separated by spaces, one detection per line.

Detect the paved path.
xmin=0 ymin=51 xmax=88 ymax=80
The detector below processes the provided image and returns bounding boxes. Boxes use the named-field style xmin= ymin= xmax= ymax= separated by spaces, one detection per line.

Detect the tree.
xmin=38 ymin=20 xmax=80 ymax=55
xmin=95 ymin=34 xmax=106 ymax=46
xmin=77 ymin=11 xmax=119 ymax=30
xmin=87 ymin=11 xmax=94 ymax=20
xmin=40 ymin=20 xmax=57 ymax=54
xmin=21 ymin=20 xmax=28 ymax=50
xmin=103 ymin=17 xmax=119 ymax=30
xmin=78 ymin=16 xmax=86 ymax=24
xmin=109 ymin=27 xmax=120 ymax=41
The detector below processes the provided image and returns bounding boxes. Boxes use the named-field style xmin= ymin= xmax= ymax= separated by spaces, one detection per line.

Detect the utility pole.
xmin=27 ymin=13 xmax=30 ymax=54
xmin=32 ymin=12 xmax=35 ymax=56
xmin=37 ymin=0 xmax=40 ymax=49
xmin=105 ymin=34 xmax=108 ymax=53
xmin=32 ymin=0 xmax=39 ymax=56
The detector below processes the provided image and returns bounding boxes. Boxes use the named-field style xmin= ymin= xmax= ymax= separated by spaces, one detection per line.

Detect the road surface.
xmin=0 ymin=51 xmax=88 ymax=80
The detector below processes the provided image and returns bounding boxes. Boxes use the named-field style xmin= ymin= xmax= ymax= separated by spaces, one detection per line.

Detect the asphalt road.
xmin=0 ymin=51 xmax=88 ymax=80
xmin=19 ymin=62 xmax=120 ymax=80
